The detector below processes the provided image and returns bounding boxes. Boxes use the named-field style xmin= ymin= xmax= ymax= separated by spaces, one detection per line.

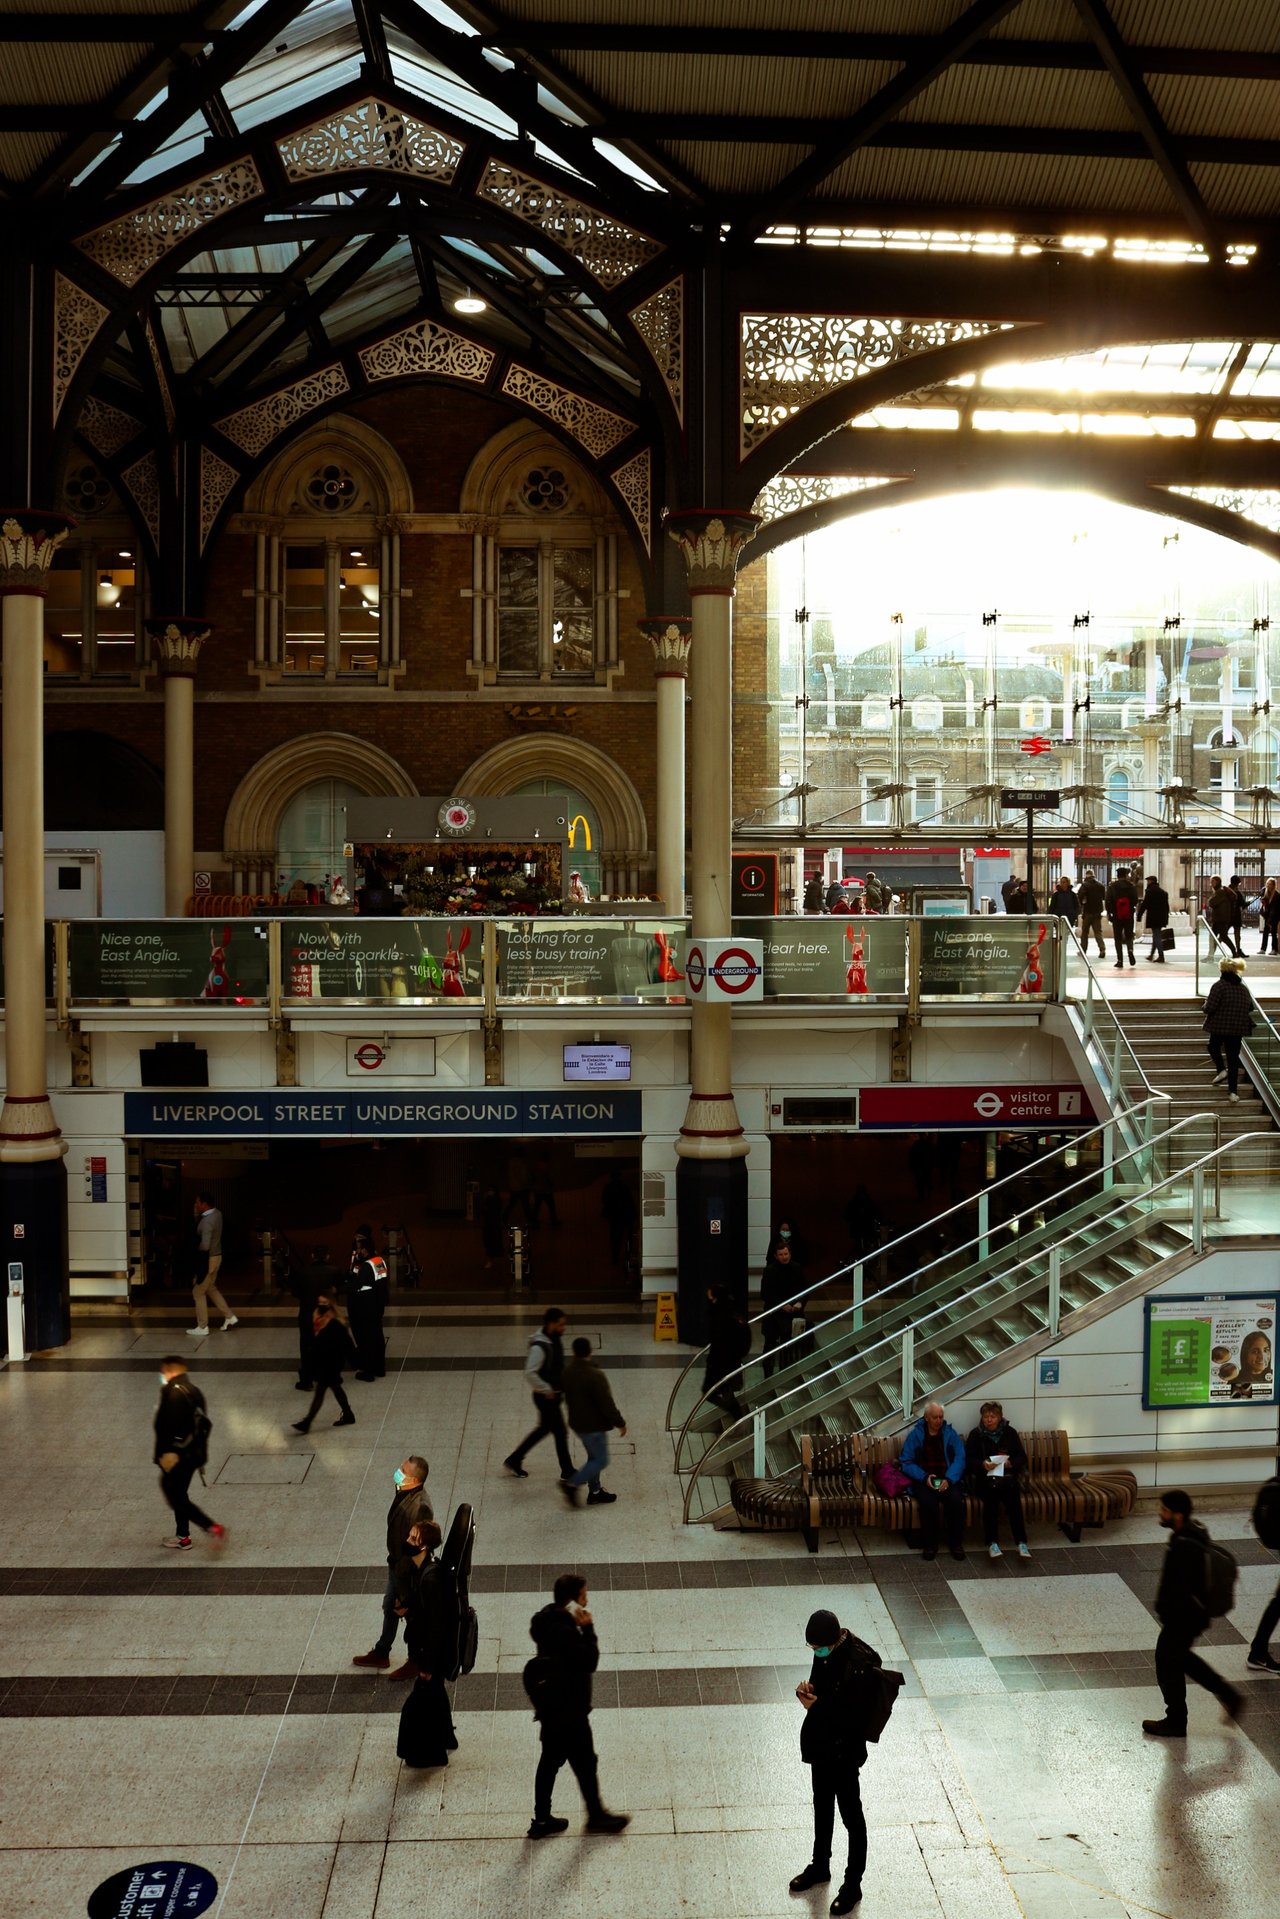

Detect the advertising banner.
xmin=1144 ymin=1295 xmax=1277 ymax=1408
xmin=919 ymin=916 xmax=1055 ymax=998
xmin=69 ymin=921 xmax=271 ymax=1003
xmin=497 ymin=920 xmax=688 ymax=1001
xmin=737 ymin=917 xmax=908 ymax=996
xmin=283 ymin=919 xmax=481 ymax=1001
xmin=124 ymin=1089 xmax=644 ymax=1139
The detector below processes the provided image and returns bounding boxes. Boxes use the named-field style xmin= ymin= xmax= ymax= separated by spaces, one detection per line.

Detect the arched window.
xmin=44 ymin=458 xmax=145 ymax=680
xmin=276 ymin=777 xmax=366 ymax=895
xmin=1105 ymin=768 xmax=1130 ymax=823
xmin=1207 ymin=726 xmax=1244 ymax=790
xmin=509 ymin=777 xmax=602 ymax=896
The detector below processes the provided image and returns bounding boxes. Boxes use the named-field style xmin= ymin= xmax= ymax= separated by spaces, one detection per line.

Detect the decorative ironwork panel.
xmin=358 ymin=317 xmax=495 ymax=385
xmin=75 ymin=157 xmax=265 ymax=287
xmin=1168 ymin=486 xmax=1280 ymax=536
xmin=217 ymin=364 xmax=351 ymax=457
xmin=200 ymin=447 xmax=239 ymax=550
xmin=753 ymin=474 xmax=895 ymax=524
xmin=629 ymin=277 xmax=683 ymax=422
xmin=740 ymin=313 xmax=1007 ymax=455
xmin=610 ymin=448 xmax=651 ymax=554
xmin=276 ymin=96 xmax=464 ymax=183
xmin=120 ymin=452 xmax=161 ymax=546
xmin=477 ymin=161 xmax=660 ymax=289
xmin=79 ymin=394 xmax=141 ymax=456
xmin=53 ymin=274 xmax=110 ymax=423
xmin=501 ymin=364 xmax=634 ymax=460
xmin=63 ymin=460 xmax=117 ymax=517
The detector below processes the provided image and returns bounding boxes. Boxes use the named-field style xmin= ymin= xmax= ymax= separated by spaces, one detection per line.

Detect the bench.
xmin=730 ymin=1427 xmax=1137 ymax=1553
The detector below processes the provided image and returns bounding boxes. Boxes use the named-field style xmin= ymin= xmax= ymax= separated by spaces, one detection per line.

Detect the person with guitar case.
xmin=395 ymin=1504 xmax=477 ymax=1769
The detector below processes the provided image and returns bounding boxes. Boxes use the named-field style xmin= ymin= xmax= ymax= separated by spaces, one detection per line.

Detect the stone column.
xmin=0 ymin=510 xmax=74 ymax=1349
xmin=665 ymin=511 xmax=759 ymax=1329
xmin=149 ymin=618 xmax=210 ymax=916
xmin=641 ymin=616 xmax=692 ymax=913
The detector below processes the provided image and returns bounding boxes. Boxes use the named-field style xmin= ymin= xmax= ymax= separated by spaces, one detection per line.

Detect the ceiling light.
xmin=454 ymin=290 xmax=487 ymax=315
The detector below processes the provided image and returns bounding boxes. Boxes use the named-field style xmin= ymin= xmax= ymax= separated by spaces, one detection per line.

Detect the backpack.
xmin=174 ymin=1382 xmax=212 ymax=1473
xmin=1252 ymin=1477 xmax=1280 ymax=1552
xmin=522 ymin=1653 xmax=554 ymax=1717
xmin=1200 ymin=1534 xmax=1238 ymax=1619
xmin=1113 ymin=892 xmax=1132 ymax=921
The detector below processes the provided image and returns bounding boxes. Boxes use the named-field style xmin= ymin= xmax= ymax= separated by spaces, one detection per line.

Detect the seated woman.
xmin=965 ymin=1400 xmax=1031 ymax=1561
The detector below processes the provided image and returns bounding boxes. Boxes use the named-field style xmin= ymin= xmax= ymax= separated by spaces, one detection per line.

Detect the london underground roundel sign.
xmin=712 ymin=945 xmax=762 ymax=995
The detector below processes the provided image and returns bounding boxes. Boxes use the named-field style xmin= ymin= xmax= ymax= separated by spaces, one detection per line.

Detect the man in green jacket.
xmin=559 ymin=1338 xmax=627 ymax=1508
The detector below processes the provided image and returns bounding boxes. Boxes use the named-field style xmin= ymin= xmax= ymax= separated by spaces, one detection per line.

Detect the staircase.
xmin=1112 ymin=1001 xmax=1280 ymax=1175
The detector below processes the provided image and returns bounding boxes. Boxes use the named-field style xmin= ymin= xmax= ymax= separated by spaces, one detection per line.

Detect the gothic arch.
xmin=460 ymin=735 xmax=648 ymax=853
xmin=460 ymin=419 xmax=613 ymax=520
xmin=222 ymin=732 xmax=417 ymax=871
xmin=242 ymin=414 xmax=414 ymax=519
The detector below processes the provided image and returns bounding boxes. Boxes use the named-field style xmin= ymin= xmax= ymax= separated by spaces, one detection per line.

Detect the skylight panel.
xmin=387 ymin=38 xmax=518 ymax=140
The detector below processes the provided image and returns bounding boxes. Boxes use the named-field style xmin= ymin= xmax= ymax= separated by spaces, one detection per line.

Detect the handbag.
xmin=1160 ymin=928 xmax=1175 ymax=950
xmin=873 ymin=1461 xmax=911 ymax=1498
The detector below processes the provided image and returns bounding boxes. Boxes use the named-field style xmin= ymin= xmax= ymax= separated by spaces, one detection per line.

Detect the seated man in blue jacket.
xmin=899 ymin=1400 xmax=967 ymax=1561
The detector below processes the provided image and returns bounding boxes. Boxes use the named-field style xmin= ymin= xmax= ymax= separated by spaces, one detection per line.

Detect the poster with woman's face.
xmin=1146 ymin=1297 xmax=1276 ymax=1407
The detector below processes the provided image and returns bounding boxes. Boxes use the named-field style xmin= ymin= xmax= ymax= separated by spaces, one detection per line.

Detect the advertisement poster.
xmin=283 ymin=920 xmax=481 ymax=1001
xmin=736 ymin=917 xmax=908 ymax=995
xmin=1144 ymin=1295 xmax=1277 ymax=1408
xmin=69 ymin=922 xmax=271 ymax=1003
xmin=497 ymin=920 xmax=687 ymax=1000
xmin=920 ymin=917 xmax=1054 ymax=998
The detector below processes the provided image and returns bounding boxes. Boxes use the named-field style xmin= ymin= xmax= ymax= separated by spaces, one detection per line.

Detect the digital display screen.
xmin=563 ymin=1043 xmax=632 ymax=1082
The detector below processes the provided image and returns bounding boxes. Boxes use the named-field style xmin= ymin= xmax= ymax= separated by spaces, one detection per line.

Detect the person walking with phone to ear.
xmin=526 ymin=1573 xmax=629 ymax=1839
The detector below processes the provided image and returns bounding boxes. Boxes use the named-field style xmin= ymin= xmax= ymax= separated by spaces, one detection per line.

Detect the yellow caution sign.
xmin=654 ymin=1291 xmax=678 ymax=1341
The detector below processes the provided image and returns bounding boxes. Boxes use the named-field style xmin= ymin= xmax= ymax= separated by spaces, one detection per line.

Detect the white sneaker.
xmin=1212 ymin=1071 xmax=1228 ymax=1085
xmin=1017 ymin=1542 xmax=1032 ymax=1560
xmin=186 ymin=1326 xmax=210 ymax=1337
xmin=988 ymin=1542 xmax=1003 ymax=1559
xmin=222 ymin=1315 xmax=240 ymax=1330
xmin=1228 ymin=1093 xmax=1240 ymax=1103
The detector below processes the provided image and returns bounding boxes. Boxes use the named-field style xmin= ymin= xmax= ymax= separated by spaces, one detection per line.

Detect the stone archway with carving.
xmin=460 ymin=734 xmax=653 ymax=898
xmin=222 ymin=732 xmax=417 ymax=892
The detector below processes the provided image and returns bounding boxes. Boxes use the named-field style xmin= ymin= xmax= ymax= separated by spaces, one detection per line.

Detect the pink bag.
xmin=873 ymin=1462 xmax=911 ymax=1499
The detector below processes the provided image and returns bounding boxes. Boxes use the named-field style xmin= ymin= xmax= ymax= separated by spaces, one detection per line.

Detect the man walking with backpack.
xmin=154 ymin=1356 xmax=225 ymax=1551
xmin=525 ymin=1573 xmax=629 ymax=1839
xmin=1105 ymin=865 xmax=1140 ymax=969
xmin=1143 ymin=1490 xmax=1244 ymax=1736
xmin=504 ymin=1308 xmax=574 ymax=1480
xmin=1247 ymin=1473 xmax=1280 ymax=1675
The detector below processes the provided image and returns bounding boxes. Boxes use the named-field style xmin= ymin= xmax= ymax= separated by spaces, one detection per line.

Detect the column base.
xmin=0 ymin=1157 xmax=69 ymax=1352
xmin=676 ymin=1154 xmax=748 ymax=1344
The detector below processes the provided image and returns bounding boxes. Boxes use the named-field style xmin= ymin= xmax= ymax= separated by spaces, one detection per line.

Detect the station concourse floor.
xmin=1 ymin=1302 xmax=1278 ymax=1919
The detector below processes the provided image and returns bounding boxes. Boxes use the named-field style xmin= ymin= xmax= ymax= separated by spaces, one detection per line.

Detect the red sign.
xmin=1020 ymin=736 xmax=1053 ymax=756
xmin=860 ymin=1085 xmax=1093 ymax=1130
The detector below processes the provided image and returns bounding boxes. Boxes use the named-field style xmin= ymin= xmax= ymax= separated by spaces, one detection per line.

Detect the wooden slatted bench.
xmin=730 ymin=1427 xmax=1137 ymax=1553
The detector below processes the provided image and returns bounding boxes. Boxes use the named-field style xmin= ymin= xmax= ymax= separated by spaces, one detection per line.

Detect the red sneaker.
xmin=207 ymin=1524 xmax=227 ymax=1546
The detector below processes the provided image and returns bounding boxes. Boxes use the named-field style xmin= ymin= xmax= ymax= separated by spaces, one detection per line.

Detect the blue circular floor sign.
xmin=88 ymin=1861 xmax=217 ymax=1919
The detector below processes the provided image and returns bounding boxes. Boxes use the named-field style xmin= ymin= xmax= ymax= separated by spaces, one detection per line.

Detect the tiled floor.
xmin=1 ymin=1307 xmax=1277 ymax=1919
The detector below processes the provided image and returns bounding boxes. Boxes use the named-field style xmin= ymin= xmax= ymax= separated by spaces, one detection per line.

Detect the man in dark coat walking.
xmin=1137 ymin=874 xmax=1171 ymax=962
xmin=1143 ymin=1490 xmax=1243 ymax=1736
xmin=1105 ymin=865 xmax=1141 ymax=968
xmin=1202 ymin=954 xmax=1255 ymax=1099
xmin=560 ymin=1338 xmax=627 ymax=1506
xmin=352 ymin=1454 xmax=433 ymax=1677
xmin=527 ymin=1573 xmax=630 ymax=1838
xmin=291 ymin=1292 xmax=356 ymax=1431
xmin=1076 ymin=869 xmax=1106 ymax=957
xmin=294 ymin=1244 xmax=341 ymax=1391
xmin=788 ymin=1608 xmax=883 ymax=1916
xmin=154 ymin=1356 xmax=225 ymax=1551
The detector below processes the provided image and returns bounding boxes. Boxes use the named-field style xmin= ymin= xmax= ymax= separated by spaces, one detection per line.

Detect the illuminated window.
xmin=281 ymin=543 xmax=382 ymax=678
xmin=42 ymin=546 xmax=142 ymax=678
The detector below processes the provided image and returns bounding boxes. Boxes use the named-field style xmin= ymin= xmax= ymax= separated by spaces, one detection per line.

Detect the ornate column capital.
xmin=0 ymin=510 xmax=76 ymax=597
xmin=640 ymin=614 xmax=692 ymax=678
xmin=147 ymin=616 xmax=211 ymax=678
xmin=374 ymin=512 xmax=412 ymax=537
xmin=664 ymin=510 xmax=760 ymax=595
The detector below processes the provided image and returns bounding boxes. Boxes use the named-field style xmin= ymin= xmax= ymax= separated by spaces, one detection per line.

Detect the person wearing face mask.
xmin=1143 ymin=1490 xmax=1244 ymax=1736
xmin=291 ymin=1294 xmax=356 ymax=1435
xmin=790 ymin=1608 xmax=882 ymax=1916
xmin=394 ymin=1519 xmax=461 ymax=1768
xmin=899 ymin=1400 xmax=967 ymax=1561
xmin=761 ymin=1237 xmax=808 ymax=1378
xmin=352 ymin=1455 xmax=434 ymax=1677
xmin=154 ymin=1356 xmax=225 ymax=1552
xmin=965 ymin=1400 xmax=1031 ymax=1561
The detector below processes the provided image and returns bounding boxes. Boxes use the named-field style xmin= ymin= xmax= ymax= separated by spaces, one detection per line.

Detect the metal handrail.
xmin=671 ymin=1105 xmax=1215 ymax=1475
xmin=1063 ymin=926 xmax=1157 ymax=1109
xmin=662 ymin=1091 xmax=1169 ymax=1437
xmin=681 ymin=1127 xmax=1271 ymax=1522
xmin=1195 ymin=914 xmax=1280 ymax=1124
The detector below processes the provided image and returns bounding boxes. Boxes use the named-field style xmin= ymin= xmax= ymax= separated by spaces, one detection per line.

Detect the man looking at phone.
xmin=789 ymin=1609 xmax=882 ymax=1915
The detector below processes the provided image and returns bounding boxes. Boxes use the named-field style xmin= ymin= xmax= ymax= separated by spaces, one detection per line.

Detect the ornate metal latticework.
xmin=63 ymin=460 xmax=116 ymax=517
xmin=276 ymin=97 xmax=464 ymax=184
xmin=628 ymin=278 xmax=684 ymax=423
xmin=740 ymin=313 xmax=1007 ymax=454
xmin=501 ymin=364 xmax=634 ymax=459
xmin=52 ymin=274 xmax=110 ymax=423
xmin=476 ymin=161 xmax=660 ymax=289
xmin=610 ymin=447 xmax=651 ymax=553
xmin=752 ymin=474 xmax=896 ymax=524
xmin=358 ymin=318 xmax=495 ymax=385
xmin=120 ymin=452 xmax=161 ymax=545
xmin=79 ymin=394 xmax=141 ymax=457
xmin=75 ymin=157 xmax=265 ymax=287
xmin=199 ymin=447 xmax=239 ymax=550
xmin=1167 ymin=486 xmax=1280 ymax=535
xmin=217 ymin=364 xmax=351 ymax=457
